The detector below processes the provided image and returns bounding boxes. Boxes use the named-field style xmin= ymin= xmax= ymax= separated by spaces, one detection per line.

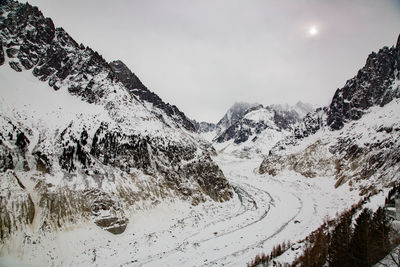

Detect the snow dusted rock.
xmin=271 ymin=101 xmax=314 ymax=121
xmin=293 ymin=107 xmax=328 ymax=139
xmin=194 ymin=102 xmax=312 ymax=155
xmin=260 ymin=35 xmax=400 ymax=192
xmin=216 ymin=105 xmax=277 ymax=144
xmin=216 ymin=102 xmax=259 ymax=133
xmin=193 ymin=121 xmax=219 ymax=134
xmin=327 ymin=39 xmax=400 ymax=130
xmin=212 ymin=103 xmax=308 ymax=156
xmin=109 ymin=60 xmax=196 ymax=132
xmin=0 ymin=0 xmax=232 ymax=239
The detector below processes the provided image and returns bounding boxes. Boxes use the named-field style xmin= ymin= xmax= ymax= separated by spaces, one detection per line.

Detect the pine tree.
xmin=349 ymin=208 xmax=372 ymax=267
xmin=328 ymin=213 xmax=352 ymax=267
xmin=369 ymin=207 xmax=392 ymax=263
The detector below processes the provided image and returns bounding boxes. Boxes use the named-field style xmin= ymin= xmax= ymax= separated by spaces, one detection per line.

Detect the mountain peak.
xmin=216 ymin=102 xmax=259 ymax=130
xmin=109 ymin=60 xmax=196 ymax=131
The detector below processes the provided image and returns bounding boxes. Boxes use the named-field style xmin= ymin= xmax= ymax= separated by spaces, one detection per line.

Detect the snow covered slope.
xmin=212 ymin=103 xmax=312 ymax=156
xmin=260 ymin=34 xmax=400 ymax=193
xmin=0 ymin=0 xmax=232 ymax=241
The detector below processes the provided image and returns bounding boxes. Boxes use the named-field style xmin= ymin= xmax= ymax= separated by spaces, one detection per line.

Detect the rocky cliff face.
xmin=327 ymin=44 xmax=400 ymax=130
xmin=260 ymin=34 xmax=400 ymax=192
xmin=0 ymin=0 xmax=232 ymax=241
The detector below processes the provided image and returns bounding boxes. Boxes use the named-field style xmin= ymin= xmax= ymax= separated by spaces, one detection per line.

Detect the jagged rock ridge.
xmin=109 ymin=60 xmax=196 ymax=132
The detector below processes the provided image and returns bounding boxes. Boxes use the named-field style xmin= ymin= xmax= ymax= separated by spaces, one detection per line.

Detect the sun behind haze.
xmin=308 ymin=25 xmax=319 ymax=37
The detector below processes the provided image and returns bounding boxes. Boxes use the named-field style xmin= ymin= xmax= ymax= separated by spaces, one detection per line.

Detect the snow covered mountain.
xmin=260 ymin=34 xmax=400 ymax=193
xmin=0 ymin=0 xmax=232 ymax=240
xmin=209 ymin=102 xmax=313 ymax=155
xmin=194 ymin=102 xmax=259 ymax=141
xmin=216 ymin=102 xmax=259 ymax=132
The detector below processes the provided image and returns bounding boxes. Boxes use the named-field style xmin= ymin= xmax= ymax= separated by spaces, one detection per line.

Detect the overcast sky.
xmin=26 ymin=0 xmax=400 ymax=122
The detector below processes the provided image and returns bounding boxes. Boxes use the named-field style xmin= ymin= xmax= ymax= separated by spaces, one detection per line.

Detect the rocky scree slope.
xmin=260 ymin=34 xmax=400 ymax=193
xmin=0 ymin=0 xmax=232 ymax=241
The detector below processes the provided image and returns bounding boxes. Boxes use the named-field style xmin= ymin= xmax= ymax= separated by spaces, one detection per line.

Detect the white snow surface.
xmin=243 ymin=108 xmax=274 ymax=123
xmin=0 ymin=151 xmax=364 ymax=266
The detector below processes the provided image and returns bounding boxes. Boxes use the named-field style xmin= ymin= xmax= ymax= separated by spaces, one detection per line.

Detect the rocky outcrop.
xmin=293 ymin=107 xmax=327 ymax=139
xmin=327 ymin=38 xmax=400 ymax=130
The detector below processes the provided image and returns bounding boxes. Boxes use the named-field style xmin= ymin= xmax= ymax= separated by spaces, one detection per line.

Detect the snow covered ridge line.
xmin=260 ymin=33 xmax=400 ymax=193
xmin=0 ymin=0 xmax=233 ymax=240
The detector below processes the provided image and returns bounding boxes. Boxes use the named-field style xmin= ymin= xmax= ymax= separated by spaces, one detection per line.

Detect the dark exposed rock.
xmin=397 ymin=33 xmax=400 ymax=54
xmin=5 ymin=47 xmax=17 ymax=57
xmin=15 ymin=131 xmax=29 ymax=151
xmin=85 ymin=189 xmax=128 ymax=234
xmin=327 ymin=44 xmax=400 ymax=130
xmin=9 ymin=60 xmax=21 ymax=71
xmin=94 ymin=217 xmax=127 ymax=234
xmin=0 ymin=40 xmax=4 ymax=65
xmin=294 ymin=107 xmax=327 ymax=139
xmin=273 ymin=109 xmax=300 ymax=130
xmin=34 ymin=151 xmax=51 ymax=173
